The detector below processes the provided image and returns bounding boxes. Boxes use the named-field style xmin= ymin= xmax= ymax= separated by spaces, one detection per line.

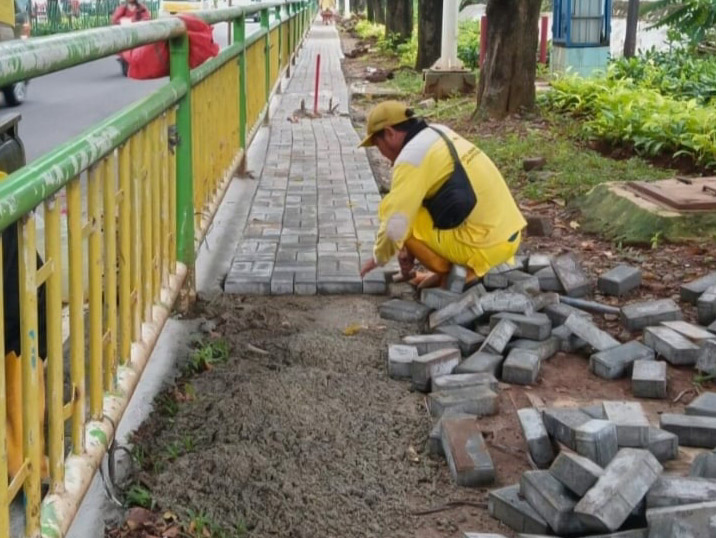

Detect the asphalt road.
xmin=7 ymin=21 xmax=260 ymax=162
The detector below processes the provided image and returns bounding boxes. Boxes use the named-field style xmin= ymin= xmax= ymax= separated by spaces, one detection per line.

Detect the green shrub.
xmin=354 ymin=19 xmax=384 ymax=40
xmin=457 ymin=20 xmax=480 ymax=69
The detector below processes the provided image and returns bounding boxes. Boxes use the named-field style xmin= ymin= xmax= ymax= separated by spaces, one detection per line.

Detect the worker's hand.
xmin=397 ymin=248 xmax=415 ymax=279
xmin=360 ymin=258 xmax=379 ymax=277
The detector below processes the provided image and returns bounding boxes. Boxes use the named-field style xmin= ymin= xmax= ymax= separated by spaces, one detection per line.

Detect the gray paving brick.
xmin=535 ymin=266 xmax=564 ymax=293
xmin=543 ymin=302 xmax=592 ymax=326
xmin=621 ymin=298 xmax=682 ymax=331
xmin=552 ymin=324 xmax=589 ymax=353
xmin=517 ymin=408 xmax=555 ymax=468
xmin=575 ymin=419 xmax=619 ymax=467
xmin=507 ymin=336 xmax=560 ymax=361
xmin=411 ymin=348 xmax=461 ymax=392
xmin=455 ymin=351 xmax=504 ymax=377
xmin=502 ymin=349 xmax=541 ymax=385
xmin=402 ymin=334 xmax=459 ymax=355
xmin=648 ymin=476 xmax=716 ymax=509
xmin=428 ymin=385 xmax=498 ymax=418
xmin=662 ymin=320 xmax=715 ymax=343
xmin=644 ymin=326 xmax=701 ymax=365
xmin=420 ymin=288 xmax=460 ymax=310
xmin=362 ymin=270 xmax=387 ymax=295
xmin=598 ymin=265 xmax=642 ymax=296
xmin=647 ymin=502 xmax=716 ymax=538
xmin=602 ymin=401 xmax=650 ymax=447
xmin=550 ymin=451 xmax=603 ymax=497
xmin=379 ymin=299 xmax=431 ymax=323
xmin=647 ymin=427 xmax=679 ymax=462
xmin=490 ymin=312 xmax=552 ymax=341
xmin=565 ymin=313 xmax=620 ymax=352
xmin=426 ymin=410 xmax=474 ymax=456
xmin=552 ymin=253 xmax=591 ymax=297
xmin=441 ymin=417 xmax=495 ymax=487
xmin=698 ymin=285 xmax=716 ymax=326
xmin=681 ymin=272 xmax=716 ymax=304
xmin=436 ymin=325 xmax=485 ymax=356
xmin=484 ymin=271 xmax=510 ymax=290
xmin=632 ymin=359 xmax=667 ymax=399
xmin=480 ymin=291 xmax=535 ymax=316
xmin=530 ymin=292 xmax=560 ymax=312
xmin=270 ymin=272 xmax=294 ymax=295
xmin=590 ymin=341 xmax=656 ymax=380
xmin=430 ymin=292 xmax=484 ymax=329
xmin=447 ymin=265 xmax=468 ymax=293
xmin=690 ymin=453 xmax=716 ymax=479
xmin=660 ymin=413 xmax=716 ymax=448
xmin=387 ymin=344 xmax=418 ymax=379
xmin=527 ymin=254 xmax=552 ymax=275
xmin=686 ymin=392 xmax=716 ymax=418
xmin=488 ymin=484 xmax=550 ymax=534
xmin=317 ymin=275 xmax=363 ymax=294
xmin=432 ymin=373 xmax=499 ymax=393
xmin=480 ymin=319 xmax=517 ymax=355
xmin=543 ymin=408 xmax=592 ymax=450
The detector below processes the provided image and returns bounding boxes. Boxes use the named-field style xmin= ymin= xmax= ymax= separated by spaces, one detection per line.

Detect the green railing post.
xmin=276 ymin=5 xmax=282 ymax=75
xmin=235 ymin=14 xmax=247 ymax=156
xmin=292 ymin=2 xmax=298 ymax=63
xmin=169 ymin=32 xmax=196 ymax=288
xmin=261 ymin=7 xmax=271 ymax=124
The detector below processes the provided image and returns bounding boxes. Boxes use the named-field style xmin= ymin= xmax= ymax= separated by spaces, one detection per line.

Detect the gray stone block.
xmin=427 ymin=410 xmax=474 ymax=456
xmin=441 ymin=416 xmax=495 ymax=486
xmin=660 ymin=413 xmax=716 ymax=448
xmin=710 ymin=320 xmax=716 ymax=335
xmin=543 ymin=408 xmax=592 ymax=450
xmin=530 ymin=293 xmax=560 ymax=313
xmin=387 ymin=344 xmax=418 ymax=379
xmin=535 ymin=266 xmax=564 ymax=293
xmin=647 ymin=427 xmax=679 ymax=462
xmin=647 ymin=501 xmax=716 ymax=537
xmin=582 ymin=405 xmax=607 ymax=419
xmin=644 ymin=326 xmax=701 ymax=365
xmin=575 ymin=419 xmax=619 ymax=467
xmin=552 ymin=253 xmax=591 ymax=298
xmin=502 ymin=349 xmax=541 ymax=385
xmin=379 ymin=299 xmax=431 ymax=323
xmin=507 ymin=271 xmax=541 ymax=294
xmin=428 ymin=385 xmax=498 ymax=418
xmin=575 ymin=448 xmax=662 ymax=532
xmin=681 ymin=271 xmax=716 ymax=304
xmin=691 ymin=453 xmax=716 ymax=479
xmin=420 ymin=288 xmax=460 ymax=311
xmin=432 ymin=373 xmax=498 ymax=393
xmin=402 ymin=334 xmax=460 ymax=355
xmin=517 ymin=408 xmax=555 ymax=468
xmin=662 ymin=321 xmax=716 ymax=343
xmin=699 ymin=285 xmax=716 ymax=326
xmin=463 ymin=534 xmax=508 ymax=538
xmin=648 ymin=476 xmax=716 ymax=508
xmin=447 ymin=264 xmax=468 ymax=293
xmin=686 ymin=392 xmax=716 ymax=418
xmin=527 ymin=254 xmax=552 ymax=275
xmin=549 ymin=452 xmax=604 ymax=497
xmin=559 ymin=531 xmax=648 ymax=538
xmin=429 ymin=292 xmax=483 ymax=329
xmin=411 ymin=348 xmax=461 ymax=392
xmin=484 ymin=270 xmax=510 ymax=290
xmin=455 ymin=351 xmax=504 ymax=377
xmin=598 ymin=265 xmax=642 ymax=296
xmin=490 ymin=312 xmax=552 ymax=341
xmin=697 ymin=340 xmax=716 ymax=376
xmin=590 ymin=341 xmax=656 ymax=380
xmin=602 ymin=401 xmax=650 ymax=447
xmin=544 ymin=302 xmax=591 ymax=326
xmin=480 ymin=319 xmax=517 ymax=355
xmin=565 ymin=314 xmax=620 ymax=352
xmin=711 ymin=515 xmax=716 ymax=538
xmin=362 ymin=270 xmax=387 ymax=295
xmin=520 ymin=470 xmax=598 ymax=536
xmin=552 ymin=324 xmax=589 ymax=353
xmin=436 ymin=325 xmax=485 ymax=356
xmin=480 ymin=291 xmax=535 ymax=316
xmin=632 ymin=359 xmax=667 ymax=399
xmin=488 ymin=484 xmax=550 ymax=534
xmin=621 ymin=299 xmax=682 ymax=331
xmin=508 ymin=337 xmax=560 ymax=361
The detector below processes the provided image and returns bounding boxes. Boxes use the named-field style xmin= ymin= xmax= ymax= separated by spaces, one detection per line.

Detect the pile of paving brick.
xmin=379 ymin=253 xmax=716 ymax=537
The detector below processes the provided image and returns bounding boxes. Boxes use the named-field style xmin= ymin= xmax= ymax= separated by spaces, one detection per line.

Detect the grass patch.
xmin=386 ymin=69 xmax=424 ymax=94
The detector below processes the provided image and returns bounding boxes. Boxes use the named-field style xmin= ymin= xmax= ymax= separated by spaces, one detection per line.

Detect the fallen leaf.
xmin=126 ymin=507 xmax=154 ymax=531
xmin=569 ymin=220 xmax=581 ymax=230
xmin=406 ymin=445 xmax=420 ymax=463
xmin=343 ymin=323 xmax=366 ymax=336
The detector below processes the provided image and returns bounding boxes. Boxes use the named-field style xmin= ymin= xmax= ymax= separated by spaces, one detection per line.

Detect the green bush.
xmin=354 ymin=19 xmax=384 ymax=40
xmin=457 ymin=20 xmax=480 ymax=70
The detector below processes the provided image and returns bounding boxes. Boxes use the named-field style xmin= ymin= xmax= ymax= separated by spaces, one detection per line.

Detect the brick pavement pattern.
xmin=225 ymin=21 xmax=389 ymax=295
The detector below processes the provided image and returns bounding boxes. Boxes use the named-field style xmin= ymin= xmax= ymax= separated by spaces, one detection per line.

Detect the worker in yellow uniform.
xmin=359 ymin=101 xmax=526 ymax=287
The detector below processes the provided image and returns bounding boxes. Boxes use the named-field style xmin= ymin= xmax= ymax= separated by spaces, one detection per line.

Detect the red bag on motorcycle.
xmin=127 ymin=14 xmax=218 ymax=80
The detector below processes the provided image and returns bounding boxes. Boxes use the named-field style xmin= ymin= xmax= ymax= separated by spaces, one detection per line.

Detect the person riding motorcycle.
xmin=111 ymin=0 xmax=151 ymax=25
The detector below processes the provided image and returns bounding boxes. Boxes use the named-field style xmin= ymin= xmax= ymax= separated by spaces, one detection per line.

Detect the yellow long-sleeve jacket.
xmin=373 ymin=124 xmax=526 ymax=266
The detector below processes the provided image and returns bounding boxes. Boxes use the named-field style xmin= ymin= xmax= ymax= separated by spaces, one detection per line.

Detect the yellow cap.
xmin=359 ymin=100 xmax=412 ymax=147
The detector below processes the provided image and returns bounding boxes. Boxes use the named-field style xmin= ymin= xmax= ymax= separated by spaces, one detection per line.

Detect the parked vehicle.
xmin=0 ymin=0 xmax=31 ymax=106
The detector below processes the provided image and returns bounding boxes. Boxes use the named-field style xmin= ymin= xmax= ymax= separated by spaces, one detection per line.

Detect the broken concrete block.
xmin=598 ymin=265 xmax=642 ymax=297
xmin=552 ymin=324 xmax=588 ymax=353
xmin=543 ymin=408 xmax=592 ymax=450
xmin=379 ymin=299 xmax=431 ymax=323
xmin=647 ymin=501 xmax=716 ymax=537
xmin=698 ymin=285 xmax=716 ymax=326
xmin=602 ymin=401 xmax=650 ymax=447
xmin=429 ymin=292 xmax=483 ymax=330
xmin=575 ymin=448 xmax=663 ymax=532
xmin=436 ymin=325 xmax=485 ymax=356
xmin=621 ymin=299 xmax=682 ymax=332
xmin=432 ymin=373 xmax=498 ymax=393
xmin=691 ymin=453 xmax=716 ymax=479
xmin=508 ymin=336 xmax=560 ymax=361
xmin=520 ymin=470 xmax=598 ymax=536
xmin=589 ymin=341 xmax=655 ymax=380
xmin=696 ymin=340 xmax=716 ymax=376
xmin=575 ymin=419 xmax=619 ymax=467
xmin=427 ymin=410 xmax=473 ymax=456
xmin=544 ymin=302 xmax=591 ymax=326
xmin=565 ymin=313 xmax=620 ymax=352
xmin=550 ymin=452 xmax=604 ymax=497
xmin=535 ymin=266 xmax=564 ymax=293
xmin=681 ymin=271 xmax=716 ymax=304
xmin=686 ymin=392 xmax=716 ymax=418
xmin=402 ymin=334 xmax=459 ymax=355
xmin=488 ymin=484 xmax=550 ymax=535
xmin=387 ymin=344 xmax=419 ymax=379
xmin=527 ymin=254 xmax=552 ymax=275
xmin=455 ymin=351 xmax=504 ymax=377
xmin=648 ymin=475 xmax=716 ymax=508
xmin=479 ymin=319 xmax=517 ymax=355
xmin=447 ymin=265 xmax=468 ymax=294
xmin=420 ymin=288 xmax=460 ymax=310
xmin=552 ymin=253 xmax=591 ymax=298
xmin=441 ymin=416 xmax=495 ymax=487
xmin=502 ymin=349 xmax=541 ymax=385
xmin=480 ymin=291 xmax=535 ymax=316
xmin=662 ymin=320 xmax=715 ymax=343
xmin=647 ymin=427 xmax=679 ymax=462
xmin=644 ymin=326 xmax=701 ymax=365
xmin=428 ymin=385 xmax=498 ymax=418
xmin=660 ymin=413 xmax=716 ymax=448
xmin=632 ymin=359 xmax=667 ymax=399
xmin=490 ymin=312 xmax=552 ymax=341
xmin=410 ymin=348 xmax=461 ymax=392
xmin=517 ymin=408 xmax=555 ymax=468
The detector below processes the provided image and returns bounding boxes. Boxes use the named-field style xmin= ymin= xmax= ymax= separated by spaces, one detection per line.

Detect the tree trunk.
xmin=416 ymin=0 xmax=442 ymax=69
xmin=367 ymin=0 xmax=374 ymax=21
xmin=624 ymin=0 xmax=640 ymax=57
xmin=476 ymin=0 xmax=541 ymax=118
xmin=352 ymin=0 xmax=365 ymax=13
xmin=385 ymin=0 xmax=413 ymax=43
xmin=373 ymin=0 xmax=386 ymax=24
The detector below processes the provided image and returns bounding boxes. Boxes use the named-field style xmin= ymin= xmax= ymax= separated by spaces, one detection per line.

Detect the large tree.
xmin=351 ymin=0 xmax=366 ymax=13
xmin=477 ymin=0 xmax=541 ymax=118
xmin=368 ymin=0 xmax=386 ymax=24
xmin=416 ymin=0 xmax=443 ymax=69
xmin=624 ymin=0 xmax=640 ymax=57
xmin=385 ymin=0 xmax=413 ymax=43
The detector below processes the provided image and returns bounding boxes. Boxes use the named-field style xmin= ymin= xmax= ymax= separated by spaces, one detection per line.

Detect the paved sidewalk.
xmin=224 ymin=22 xmax=389 ymax=295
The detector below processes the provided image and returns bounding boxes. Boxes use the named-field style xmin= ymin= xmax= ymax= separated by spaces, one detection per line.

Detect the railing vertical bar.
xmin=150 ymin=120 xmax=161 ymax=304
xmin=103 ymin=155 xmax=118 ymax=390
xmin=141 ymin=128 xmax=153 ymax=322
xmin=0 ymin=235 xmax=9 ymax=538
xmin=129 ymin=135 xmax=143 ymax=342
xmin=118 ymin=144 xmax=132 ymax=366
xmin=88 ymin=165 xmax=104 ymax=419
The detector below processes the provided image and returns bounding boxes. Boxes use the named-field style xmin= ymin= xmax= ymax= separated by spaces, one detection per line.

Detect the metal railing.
xmin=0 ymin=0 xmax=317 ymax=535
